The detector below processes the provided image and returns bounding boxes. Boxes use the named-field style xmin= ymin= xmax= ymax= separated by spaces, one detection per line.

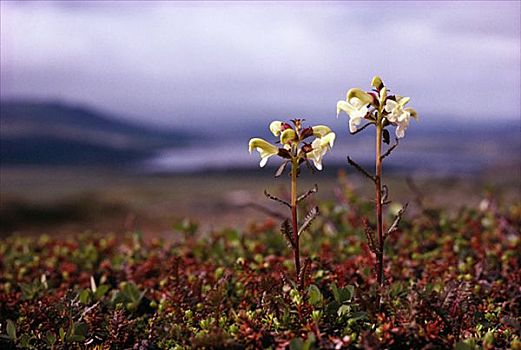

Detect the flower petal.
xmin=337 ymin=100 xmax=354 ymax=117
xmin=269 ymin=121 xmax=284 ymax=136
xmin=312 ymin=125 xmax=332 ymax=137
xmin=371 ymin=75 xmax=384 ymax=90
xmin=259 ymin=155 xmax=270 ymax=167
xmin=397 ymin=96 xmax=410 ymax=107
xmin=248 ymin=138 xmax=278 ymax=155
xmin=321 ymin=132 xmax=336 ymax=147
xmin=349 ymin=117 xmax=362 ymax=133
xmin=405 ymin=107 xmax=418 ymax=120
xmin=384 ymin=99 xmax=397 ymax=113
xmin=248 ymin=138 xmax=279 ymax=167
xmin=309 ymin=135 xmax=333 ymax=171
xmin=346 ymin=88 xmax=373 ymax=106
xmin=395 ymin=120 xmax=409 ymax=139
xmin=280 ymin=129 xmax=297 ymax=145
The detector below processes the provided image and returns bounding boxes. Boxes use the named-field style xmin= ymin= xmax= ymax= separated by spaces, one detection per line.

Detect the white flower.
xmin=337 ymin=88 xmax=373 ymax=133
xmin=384 ymin=96 xmax=418 ymax=138
xmin=308 ymin=132 xmax=336 ymax=171
xmin=248 ymin=138 xmax=279 ymax=167
xmin=395 ymin=118 xmax=409 ymax=139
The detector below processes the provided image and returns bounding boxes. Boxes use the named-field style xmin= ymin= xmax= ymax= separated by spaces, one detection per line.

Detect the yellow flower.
xmin=269 ymin=120 xmax=284 ymax=136
xmin=248 ymin=138 xmax=279 ymax=167
xmin=280 ymin=128 xmax=297 ymax=145
xmin=311 ymin=125 xmax=333 ymax=138
xmin=308 ymin=132 xmax=336 ymax=171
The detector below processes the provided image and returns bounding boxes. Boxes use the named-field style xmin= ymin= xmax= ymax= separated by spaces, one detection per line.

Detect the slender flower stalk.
xmin=290 ymin=156 xmax=300 ymax=279
xmin=337 ymin=76 xmax=417 ymax=295
xmin=375 ymin=120 xmax=384 ymax=285
xmin=249 ymin=119 xmax=335 ymax=288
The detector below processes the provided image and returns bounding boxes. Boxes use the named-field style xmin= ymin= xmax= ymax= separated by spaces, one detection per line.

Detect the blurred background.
xmin=1 ymin=1 xmax=520 ymax=236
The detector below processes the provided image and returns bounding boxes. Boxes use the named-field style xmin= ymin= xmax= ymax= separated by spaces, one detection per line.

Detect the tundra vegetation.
xmin=0 ymin=77 xmax=519 ymax=349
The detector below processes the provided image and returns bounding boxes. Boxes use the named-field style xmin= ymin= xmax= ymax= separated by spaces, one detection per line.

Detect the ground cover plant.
xmin=0 ymin=180 xmax=519 ymax=349
xmin=1 ymin=77 xmax=519 ymax=349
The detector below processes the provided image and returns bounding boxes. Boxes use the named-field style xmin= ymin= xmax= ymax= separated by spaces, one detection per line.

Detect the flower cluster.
xmin=337 ymin=76 xmax=418 ymax=138
xmin=248 ymin=119 xmax=335 ymax=171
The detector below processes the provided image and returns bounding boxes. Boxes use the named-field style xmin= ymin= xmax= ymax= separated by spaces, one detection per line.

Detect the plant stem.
xmin=290 ymin=158 xmax=300 ymax=286
xmin=375 ymin=122 xmax=384 ymax=286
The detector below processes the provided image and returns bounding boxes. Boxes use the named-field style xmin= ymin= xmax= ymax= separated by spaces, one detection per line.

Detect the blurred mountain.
xmin=0 ymin=101 xmax=193 ymax=165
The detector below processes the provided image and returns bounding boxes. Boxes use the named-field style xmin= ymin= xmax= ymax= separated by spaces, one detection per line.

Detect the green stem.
xmin=375 ymin=120 xmax=384 ymax=286
xmin=291 ymin=158 xmax=300 ymax=286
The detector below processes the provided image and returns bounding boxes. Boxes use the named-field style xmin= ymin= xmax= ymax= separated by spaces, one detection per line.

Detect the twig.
xmin=79 ymin=301 xmax=101 ymax=321
xmin=349 ymin=122 xmax=373 ymax=135
xmin=297 ymin=206 xmax=319 ymax=236
xmin=347 ymin=156 xmax=376 ymax=183
xmin=264 ymin=190 xmax=291 ymax=208
xmin=381 ymin=184 xmax=389 ymax=205
xmin=384 ymin=202 xmax=408 ymax=239
xmin=363 ymin=218 xmax=376 ymax=253
xmin=297 ymin=184 xmax=318 ymax=203
xmin=380 ymin=137 xmax=399 ymax=161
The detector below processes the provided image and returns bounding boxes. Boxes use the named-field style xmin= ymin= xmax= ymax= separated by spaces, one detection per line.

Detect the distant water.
xmin=143 ymin=125 xmax=519 ymax=176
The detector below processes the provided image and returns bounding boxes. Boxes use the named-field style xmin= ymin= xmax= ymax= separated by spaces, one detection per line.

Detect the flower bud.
xmin=371 ymin=75 xmax=384 ymax=90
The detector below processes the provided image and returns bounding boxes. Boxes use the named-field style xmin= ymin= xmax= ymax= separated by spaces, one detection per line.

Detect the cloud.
xmin=1 ymin=1 xmax=519 ymax=129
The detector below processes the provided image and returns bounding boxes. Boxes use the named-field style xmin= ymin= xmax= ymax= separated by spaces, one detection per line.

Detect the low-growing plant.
xmin=337 ymin=76 xmax=417 ymax=293
xmin=249 ymin=119 xmax=335 ymax=288
xmin=0 ymin=197 xmax=519 ymax=348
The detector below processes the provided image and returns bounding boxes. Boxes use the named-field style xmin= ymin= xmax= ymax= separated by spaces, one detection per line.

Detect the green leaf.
xmin=68 ymin=322 xmax=87 ymax=342
xmin=331 ymin=283 xmax=340 ymax=304
xmin=389 ymin=281 xmax=404 ymax=298
xmin=332 ymin=284 xmax=355 ymax=304
xmin=68 ymin=334 xmax=85 ymax=342
xmin=45 ymin=331 xmax=56 ymax=346
xmin=19 ymin=334 xmax=32 ymax=347
xmin=79 ymin=289 xmax=91 ymax=304
xmin=343 ymin=285 xmax=355 ymax=302
xmin=123 ymin=282 xmax=142 ymax=303
xmin=94 ymin=284 xmax=110 ymax=300
xmin=454 ymin=341 xmax=474 ymax=350
xmin=289 ymin=337 xmax=304 ymax=350
xmin=59 ymin=327 xmax=65 ymax=342
xmin=307 ymin=284 xmax=324 ymax=307
xmin=349 ymin=311 xmax=367 ymax=321
xmin=6 ymin=319 xmax=16 ymax=341
xmin=73 ymin=322 xmax=88 ymax=337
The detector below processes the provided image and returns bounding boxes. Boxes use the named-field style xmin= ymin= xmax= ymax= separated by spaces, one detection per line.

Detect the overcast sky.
xmin=1 ymin=1 xmax=520 ymax=129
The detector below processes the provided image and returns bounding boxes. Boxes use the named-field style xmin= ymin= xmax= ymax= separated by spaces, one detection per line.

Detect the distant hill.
xmin=0 ymin=101 xmax=192 ymax=166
